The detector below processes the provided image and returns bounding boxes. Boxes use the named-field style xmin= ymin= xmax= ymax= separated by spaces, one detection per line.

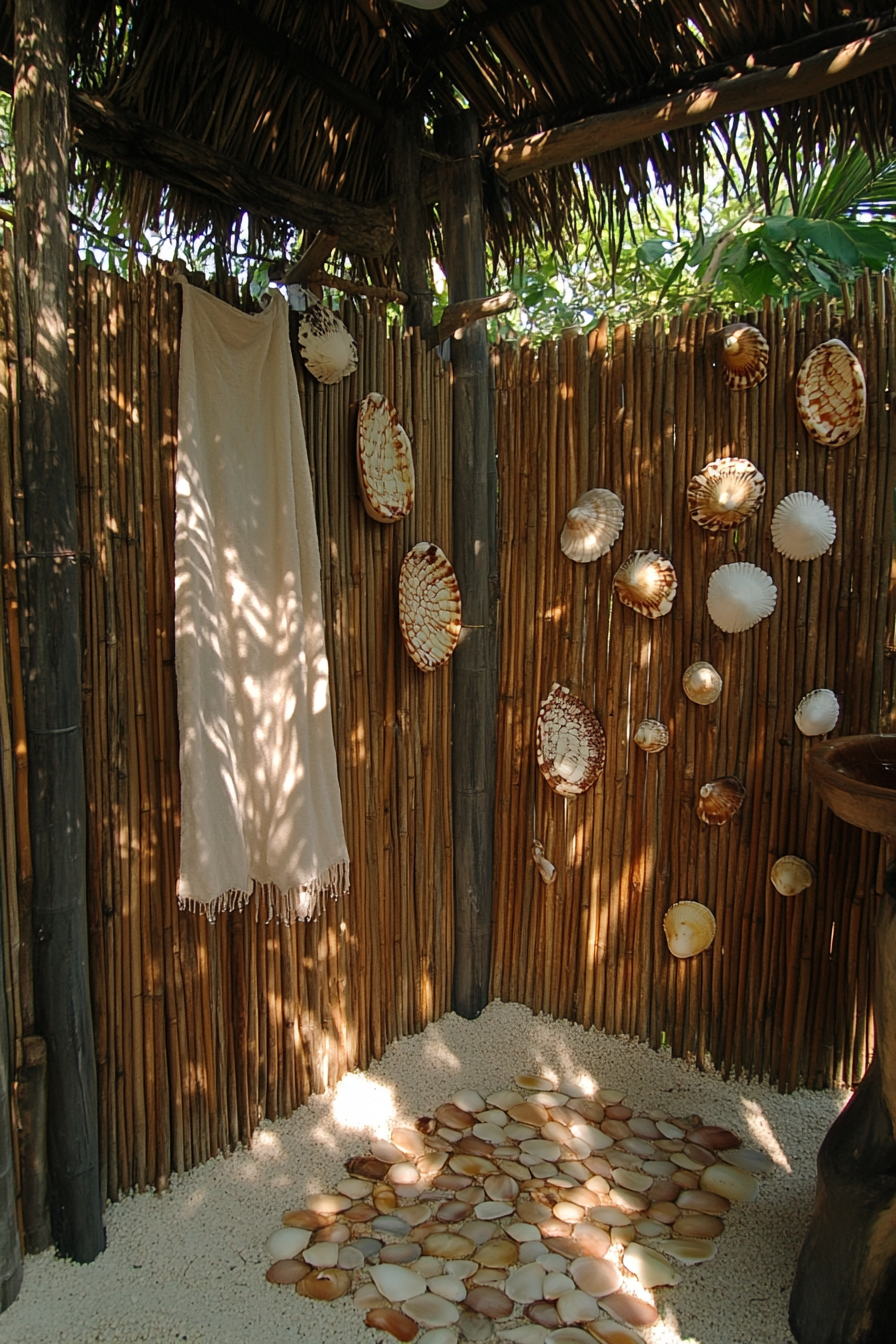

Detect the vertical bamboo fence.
xmin=491 ymin=277 xmax=896 ymax=1092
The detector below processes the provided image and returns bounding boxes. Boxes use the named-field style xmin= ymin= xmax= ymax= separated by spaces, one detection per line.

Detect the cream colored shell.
xmin=297 ymin=304 xmax=358 ymax=385
xmin=560 ymin=488 xmax=624 ymax=563
xmin=794 ymin=688 xmax=840 ymax=737
xmin=771 ymin=491 xmax=836 ymax=561
xmin=398 ymin=542 xmax=462 ymax=671
xmin=356 ymin=393 xmax=415 ymax=522
xmin=796 ymin=338 xmax=866 ymax=447
xmin=536 ymin=683 xmax=607 ymax=797
xmin=663 ymin=902 xmax=716 ymax=958
xmin=707 ymin=562 xmax=776 ymax=633
xmin=532 ymin=838 xmax=557 ymax=885
xmin=683 ymin=661 xmax=722 ymax=705
xmin=696 ymin=776 xmax=745 ymax=825
xmin=720 ymin=323 xmax=769 ymax=390
xmin=613 ymin=550 xmax=677 ymax=618
xmin=634 ymin=719 xmax=669 ymax=753
xmin=770 ymin=855 xmax=814 ymax=896
xmin=687 ymin=457 xmax=765 ymax=532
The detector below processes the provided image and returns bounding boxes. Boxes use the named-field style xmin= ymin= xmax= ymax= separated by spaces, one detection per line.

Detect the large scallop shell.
xmin=536 ymin=683 xmax=606 ymax=797
xmin=696 ymin=776 xmax=745 ymax=825
xmin=720 ymin=323 xmax=769 ymax=391
xmin=682 ymin=661 xmax=722 ymax=705
xmin=771 ymin=492 xmax=836 ymax=561
xmin=297 ymin=304 xmax=358 ymax=385
xmin=796 ymin=338 xmax=866 ymax=447
xmin=687 ymin=457 xmax=765 ymax=532
xmin=663 ymin=902 xmax=716 ymax=958
xmin=560 ymin=488 xmax=624 ymax=563
xmin=706 ymin=562 xmax=776 ymax=633
xmin=634 ymin=719 xmax=669 ymax=753
xmin=770 ymin=855 xmax=814 ymax=896
xmin=613 ymin=550 xmax=677 ymax=618
xmin=794 ymin=688 xmax=840 ymax=737
xmin=357 ymin=393 xmax=415 ymax=522
xmin=398 ymin=543 xmax=462 ymax=671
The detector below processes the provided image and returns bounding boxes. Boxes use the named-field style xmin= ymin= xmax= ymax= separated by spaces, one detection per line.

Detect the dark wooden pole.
xmin=390 ymin=108 xmax=433 ymax=333
xmin=0 ymin=918 xmax=23 ymax=1309
xmin=13 ymin=0 xmax=104 ymax=1262
xmin=435 ymin=110 xmax=497 ymax=1018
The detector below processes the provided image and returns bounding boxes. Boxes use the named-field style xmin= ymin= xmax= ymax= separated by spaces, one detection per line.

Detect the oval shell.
xmin=706 ymin=562 xmax=776 ymax=633
xmin=687 ymin=457 xmax=766 ymax=531
xmin=683 ymin=661 xmax=722 ymax=705
xmin=297 ymin=304 xmax=358 ymax=385
xmin=663 ymin=902 xmax=716 ymax=958
xmin=797 ymin=338 xmax=866 ymax=447
xmin=696 ymin=776 xmax=745 ymax=825
xmin=357 ymin=393 xmax=415 ymax=522
xmin=536 ymin=683 xmax=606 ymax=797
xmin=532 ymin=838 xmax=557 ymax=885
xmin=398 ymin=542 xmax=462 ymax=671
xmin=613 ymin=550 xmax=677 ymax=618
xmin=720 ymin=323 xmax=769 ymax=390
xmin=633 ymin=719 xmax=669 ymax=753
xmin=560 ymin=489 xmax=624 ymax=563
xmin=771 ymin=491 xmax=836 ymax=561
xmin=795 ymin=688 xmax=840 ymax=737
xmin=770 ymin=855 xmax=814 ymax=896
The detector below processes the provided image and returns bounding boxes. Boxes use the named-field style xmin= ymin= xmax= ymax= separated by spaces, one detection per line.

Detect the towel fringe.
xmin=178 ymin=860 xmax=350 ymax=925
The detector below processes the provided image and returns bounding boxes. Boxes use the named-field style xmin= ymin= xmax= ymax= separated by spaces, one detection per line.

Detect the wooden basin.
xmin=805 ymin=735 xmax=896 ymax=837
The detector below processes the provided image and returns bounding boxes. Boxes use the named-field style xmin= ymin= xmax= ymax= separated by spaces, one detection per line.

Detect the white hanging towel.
xmin=174 ymin=282 xmax=349 ymax=920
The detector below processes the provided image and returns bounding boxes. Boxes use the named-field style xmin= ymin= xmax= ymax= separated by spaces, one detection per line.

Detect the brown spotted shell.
xmin=687 ymin=457 xmax=765 ymax=532
xmin=297 ymin=304 xmax=358 ymax=385
xmin=696 ymin=776 xmax=746 ymax=825
xmin=357 ymin=393 xmax=415 ymax=522
xmin=663 ymin=902 xmax=716 ymax=958
xmin=398 ymin=542 xmax=462 ymax=671
xmin=613 ymin=550 xmax=677 ymax=618
xmin=720 ymin=323 xmax=769 ymax=390
xmin=536 ymin=683 xmax=606 ymax=797
xmin=796 ymin=338 xmax=866 ymax=447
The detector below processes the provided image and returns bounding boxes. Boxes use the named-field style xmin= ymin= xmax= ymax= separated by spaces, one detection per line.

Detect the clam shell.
xmin=398 ymin=542 xmax=462 ymax=671
xmin=532 ymin=838 xmax=558 ymax=885
xmin=536 ymin=684 xmax=607 ymax=797
xmin=613 ymin=550 xmax=677 ymax=618
xmin=560 ymin=489 xmax=625 ymax=563
xmin=682 ymin=661 xmax=722 ymax=705
xmin=297 ymin=304 xmax=358 ymax=385
xmin=622 ymin=1243 xmax=681 ymax=1288
xmin=771 ymin=491 xmax=836 ymax=561
xmin=364 ymin=1307 xmax=419 ymax=1341
xmin=298 ymin=1267 xmax=351 ymax=1300
xmin=720 ymin=323 xmax=769 ymax=390
xmin=797 ymin=338 xmax=866 ymax=447
xmin=356 ymin=393 xmax=415 ymax=522
xmin=770 ymin=855 xmax=814 ymax=896
xmin=687 ymin=457 xmax=765 ymax=531
xmin=633 ymin=719 xmax=669 ymax=753
xmin=706 ymin=562 xmax=776 ymax=633
xmin=663 ymin=902 xmax=716 ymax=958
xmin=795 ymin=687 xmax=840 ymax=737
xmin=696 ymin=776 xmax=745 ymax=825
xmin=700 ymin=1163 xmax=758 ymax=1202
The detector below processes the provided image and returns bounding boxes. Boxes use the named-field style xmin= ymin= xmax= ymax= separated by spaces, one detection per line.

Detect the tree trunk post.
xmin=389 ymin=108 xmax=433 ymax=333
xmin=435 ymin=110 xmax=498 ymax=1019
xmin=13 ymin=0 xmax=104 ymax=1262
xmin=0 ymin=915 xmax=23 ymax=1309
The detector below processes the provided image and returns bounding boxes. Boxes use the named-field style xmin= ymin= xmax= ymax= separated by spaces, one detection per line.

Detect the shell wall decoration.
xmin=720 ymin=323 xmax=769 ymax=390
xmin=536 ymin=683 xmax=607 ymax=797
xmin=771 ymin=492 xmax=836 ymax=561
xmin=613 ymin=550 xmax=677 ymax=618
xmin=683 ymin=662 xmax=723 ymax=705
xmin=796 ymin=338 xmax=866 ymax=447
xmin=794 ymin=688 xmax=840 ymax=737
xmin=687 ymin=457 xmax=765 ymax=532
xmin=356 ymin=393 xmax=415 ymax=522
xmin=297 ymin=304 xmax=359 ymax=385
xmin=770 ymin=856 xmax=814 ymax=896
xmin=696 ymin=776 xmax=746 ymax=825
xmin=664 ymin=901 xmax=717 ymax=957
xmin=560 ymin=487 xmax=624 ymax=562
xmin=634 ymin=719 xmax=669 ymax=753
xmin=398 ymin=543 xmax=462 ymax=671
xmin=706 ymin=562 xmax=777 ymax=633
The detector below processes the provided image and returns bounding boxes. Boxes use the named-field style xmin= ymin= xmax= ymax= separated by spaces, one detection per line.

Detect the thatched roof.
xmin=5 ymin=1 xmax=896 ymax=271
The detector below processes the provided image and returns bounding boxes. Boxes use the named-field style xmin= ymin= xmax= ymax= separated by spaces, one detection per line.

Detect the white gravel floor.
xmin=2 ymin=1000 xmax=848 ymax=1344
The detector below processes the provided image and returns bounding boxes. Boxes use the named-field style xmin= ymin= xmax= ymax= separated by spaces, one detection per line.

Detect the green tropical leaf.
xmin=636 ymin=239 xmax=669 ymax=263
xmin=791 ymin=219 xmax=863 ymax=266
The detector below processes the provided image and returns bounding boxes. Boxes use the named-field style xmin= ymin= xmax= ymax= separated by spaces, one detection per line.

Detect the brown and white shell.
xmin=536 ymin=683 xmax=607 ymax=797
xmin=683 ymin=661 xmax=723 ymax=705
xmin=532 ymin=838 xmax=557 ymax=885
xmin=706 ymin=562 xmax=776 ymax=633
xmin=398 ymin=542 xmax=462 ymax=672
xmin=687 ymin=457 xmax=765 ymax=532
xmin=770 ymin=855 xmax=814 ymax=896
xmin=796 ymin=338 xmax=866 ymax=447
xmin=613 ymin=550 xmax=677 ymax=618
xmin=720 ymin=323 xmax=769 ymax=390
xmin=297 ymin=304 xmax=358 ymax=385
xmin=770 ymin=492 xmax=836 ymax=561
xmin=560 ymin=488 xmax=625 ymax=563
xmin=696 ymin=776 xmax=746 ymax=825
xmin=634 ymin=719 xmax=669 ymax=753
xmin=356 ymin=393 xmax=415 ymax=522
xmin=663 ymin=902 xmax=716 ymax=958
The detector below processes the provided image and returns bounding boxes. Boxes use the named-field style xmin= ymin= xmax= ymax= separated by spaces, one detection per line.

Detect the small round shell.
xmin=560 ymin=488 xmax=624 ymax=563
xmin=297 ymin=304 xmax=358 ymax=385
xmin=663 ymin=902 xmax=716 ymax=958
xmin=797 ymin=338 xmax=866 ymax=447
xmin=696 ymin=776 xmax=746 ymax=825
xmin=706 ymin=562 xmax=776 ymax=633
xmin=794 ymin=688 xmax=840 ymax=737
xmin=398 ymin=543 xmax=462 ymax=671
xmin=687 ymin=457 xmax=766 ymax=532
xmin=357 ymin=393 xmax=415 ymax=522
xmin=770 ymin=855 xmax=814 ymax=896
xmin=771 ymin=492 xmax=836 ymax=561
xmin=720 ymin=323 xmax=769 ymax=390
xmin=532 ymin=839 xmax=557 ymax=885
xmin=634 ymin=719 xmax=669 ymax=753
xmin=536 ymin=683 xmax=607 ymax=797
xmin=683 ymin=661 xmax=723 ymax=705
xmin=613 ymin=550 xmax=677 ymax=618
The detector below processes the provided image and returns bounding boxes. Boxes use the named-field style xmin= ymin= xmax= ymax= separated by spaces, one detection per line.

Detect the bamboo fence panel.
xmin=491 ymin=286 xmax=896 ymax=1091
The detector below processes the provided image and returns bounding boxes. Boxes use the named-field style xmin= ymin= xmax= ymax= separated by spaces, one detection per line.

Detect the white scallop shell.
xmin=356 ymin=392 xmax=415 ymax=522
xmin=560 ymin=488 xmax=624 ymax=563
xmin=634 ymin=719 xmax=669 ymax=753
xmin=794 ymin=688 xmax=840 ymax=737
xmin=663 ymin=902 xmax=716 ymax=958
xmin=706 ymin=562 xmax=776 ymax=633
xmin=796 ymin=338 xmax=866 ymax=447
xmin=297 ymin=304 xmax=358 ymax=385
xmin=771 ymin=492 xmax=836 ymax=561
xmin=398 ymin=542 xmax=462 ymax=671
xmin=770 ymin=855 xmax=814 ymax=896
xmin=682 ymin=661 xmax=722 ymax=705
xmin=687 ymin=457 xmax=765 ymax=532
xmin=536 ymin=683 xmax=607 ymax=797
xmin=613 ymin=550 xmax=677 ymax=618
xmin=720 ymin=323 xmax=769 ymax=390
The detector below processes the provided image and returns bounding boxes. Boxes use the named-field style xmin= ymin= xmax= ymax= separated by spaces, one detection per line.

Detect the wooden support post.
xmin=391 ymin=109 xmax=433 ymax=333
xmin=0 ymin=915 xmax=22 ymax=1309
xmin=13 ymin=0 xmax=104 ymax=1262
xmin=436 ymin=110 xmax=497 ymax=1018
